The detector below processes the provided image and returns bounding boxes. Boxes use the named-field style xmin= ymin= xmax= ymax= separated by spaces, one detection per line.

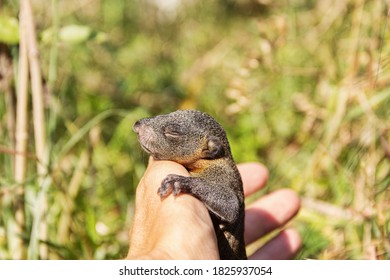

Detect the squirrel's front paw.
xmin=158 ymin=174 xmax=190 ymax=199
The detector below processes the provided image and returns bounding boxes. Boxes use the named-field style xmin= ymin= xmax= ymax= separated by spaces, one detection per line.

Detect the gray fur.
xmin=133 ymin=110 xmax=246 ymax=259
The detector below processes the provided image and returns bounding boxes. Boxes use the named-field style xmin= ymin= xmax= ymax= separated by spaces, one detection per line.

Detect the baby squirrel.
xmin=133 ymin=110 xmax=246 ymax=259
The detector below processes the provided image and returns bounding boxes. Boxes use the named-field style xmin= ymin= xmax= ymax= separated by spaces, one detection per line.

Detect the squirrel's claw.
xmin=158 ymin=174 xmax=190 ymax=199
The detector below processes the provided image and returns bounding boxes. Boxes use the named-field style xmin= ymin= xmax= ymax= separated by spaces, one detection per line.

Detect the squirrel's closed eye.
xmin=163 ymin=124 xmax=184 ymax=139
xmin=164 ymin=131 xmax=180 ymax=138
xmin=163 ymin=127 xmax=182 ymax=139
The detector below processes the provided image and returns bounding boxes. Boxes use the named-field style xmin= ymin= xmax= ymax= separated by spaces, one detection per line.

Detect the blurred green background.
xmin=0 ymin=0 xmax=389 ymax=259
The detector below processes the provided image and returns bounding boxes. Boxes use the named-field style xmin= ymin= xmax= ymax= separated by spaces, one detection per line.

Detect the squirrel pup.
xmin=133 ymin=110 xmax=246 ymax=259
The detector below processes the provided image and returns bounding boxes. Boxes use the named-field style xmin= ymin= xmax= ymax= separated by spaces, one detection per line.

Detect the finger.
xmin=249 ymin=228 xmax=301 ymax=260
xmin=129 ymin=159 xmax=191 ymax=255
xmin=237 ymin=162 xmax=269 ymax=197
xmin=244 ymin=189 xmax=300 ymax=245
xmin=143 ymin=159 xmax=218 ymax=259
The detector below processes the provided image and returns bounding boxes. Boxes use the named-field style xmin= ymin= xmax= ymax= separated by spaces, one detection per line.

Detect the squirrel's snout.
xmin=133 ymin=120 xmax=153 ymax=141
xmin=132 ymin=120 xmax=142 ymax=133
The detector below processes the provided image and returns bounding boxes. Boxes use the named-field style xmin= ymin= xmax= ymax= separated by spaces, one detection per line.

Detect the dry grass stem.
xmin=302 ymin=197 xmax=372 ymax=223
xmin=22 ymin=0 xmax=50 ymax=259
xmin=6 ymin=3 xmax=31 ymax=259
xmin=58 ymin=151 xmax=90 ymax=244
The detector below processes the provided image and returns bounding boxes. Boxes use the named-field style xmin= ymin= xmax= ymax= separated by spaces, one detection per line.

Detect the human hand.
xmin=239 ymin=163 xmax=301 ymax=259
xmin=126 ymin=158 xmax=301 ymax=259
xmin=126 ymin=157 xmax=218 ymax=259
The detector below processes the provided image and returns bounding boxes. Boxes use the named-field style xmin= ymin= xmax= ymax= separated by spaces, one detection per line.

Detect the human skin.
xmin=126 ymin=158 xmax=301 ymax=260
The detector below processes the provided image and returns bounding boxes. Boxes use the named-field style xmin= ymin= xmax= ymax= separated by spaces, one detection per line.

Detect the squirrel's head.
xmin=133 ymin=110 xmax=230 ymax=165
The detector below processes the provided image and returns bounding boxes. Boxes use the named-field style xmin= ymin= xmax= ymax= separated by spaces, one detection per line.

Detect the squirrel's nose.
xmin=132 ymin=120 xmax=142 ymax=133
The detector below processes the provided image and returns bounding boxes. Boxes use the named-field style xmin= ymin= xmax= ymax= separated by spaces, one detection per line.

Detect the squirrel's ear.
xmin=204 ymin=136 xmax=225 ymax=159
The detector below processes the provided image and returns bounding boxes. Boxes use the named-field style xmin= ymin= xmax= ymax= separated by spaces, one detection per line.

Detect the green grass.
xmin=0 ymin=0 xmax=389 ymax=259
